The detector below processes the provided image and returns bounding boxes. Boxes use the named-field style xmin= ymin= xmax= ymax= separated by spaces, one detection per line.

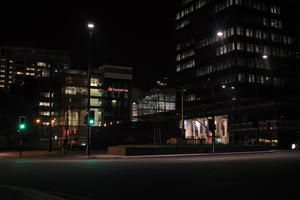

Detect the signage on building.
xmin=107 ymin=87 xmax=128 ymax=92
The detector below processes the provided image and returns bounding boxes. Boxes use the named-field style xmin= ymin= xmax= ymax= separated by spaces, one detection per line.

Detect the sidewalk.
xmin=0 ymin=151 xmax=64 ymax=158
xmin=0 ymin=149 xmax=277 ymax=159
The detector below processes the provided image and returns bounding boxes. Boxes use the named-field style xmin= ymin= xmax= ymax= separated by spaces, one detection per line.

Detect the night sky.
xmin=1 ymin=1 xmax=176 ymax=90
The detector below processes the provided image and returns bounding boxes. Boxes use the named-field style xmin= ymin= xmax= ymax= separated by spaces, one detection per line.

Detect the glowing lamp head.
xmin=217 ymin=31 xmax=224 ymax=37
xmin=262 ymin=55 xmax=268 ymax=59
xmin=87 ymin=23 xmax=95 ymax=29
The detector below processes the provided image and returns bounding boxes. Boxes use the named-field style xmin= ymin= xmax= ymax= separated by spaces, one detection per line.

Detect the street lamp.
xmin=262 ymin=54 xmax=268 ymax=59
xmin=208 ymin=31 xmax=225 ymax=154
xmin=217 ymin=31 xmax=224 ymax=37
xmin=86 ymin=22 xmax=94 ymax=156
xmin=88 ymin=23 xmax=95 ymax=29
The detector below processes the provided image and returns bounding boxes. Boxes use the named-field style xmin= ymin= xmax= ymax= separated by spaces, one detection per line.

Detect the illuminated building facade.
xmin=131 ymin=81 xmax=176 ymax=122
xmin=175 ymin=0 xmax=300 ymax=147
xmin=51 ymin=65 xmax=132 ymax=145
xmin=99 ymin=65 xmax=133 ymax=126
xmin=0 ymin=44 xmax=70 ymax=90
xmin=54 ymin=69 xmax=103 ymax=144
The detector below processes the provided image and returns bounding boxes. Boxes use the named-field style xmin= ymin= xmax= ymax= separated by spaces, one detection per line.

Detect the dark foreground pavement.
xmin=0 ymin=150 xmax=299 ymax=199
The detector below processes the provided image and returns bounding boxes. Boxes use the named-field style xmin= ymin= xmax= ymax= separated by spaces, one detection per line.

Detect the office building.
xmin=0 ymin=44 xmax=70 ymax=90
xmin=175 ymin=0 xmax=300 ymax=146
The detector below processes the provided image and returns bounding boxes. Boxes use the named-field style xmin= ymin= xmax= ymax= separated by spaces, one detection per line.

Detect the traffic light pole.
xmin=19 ymin=132 xmax=23 ymax=157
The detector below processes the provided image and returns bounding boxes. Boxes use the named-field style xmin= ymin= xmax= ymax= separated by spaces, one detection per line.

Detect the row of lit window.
xmin=16 ymin=71 xmax=36 ymax=76
xmin=195 ymin=0 xmax=210 ymax=10
xmin=65 ymin=86 xmax=87 ymax=95
xmin=232 ymin=42 xmax=295 ymax=58
xmin=39 ymin=111 xmax=55 ymax=116
xmin=177 ymin=0 xmax=279 ymax=21
xmin=197 ymin=27 xmax=290 ymax=52
xmin=37 ymin=62 xmax=48 ymax=67
xmin=186 ymin=93 xmax=196 ymax=102
xmin=176 ymin=19 xmax=190 ymax=30
xmin=178 ymin=53 xmax=274 ymax=74
xmin=41 ymin=92 xmax=54 ymax=98
xmin=216 ymin=0 xmax=280 ymax=15
xmin=196 ymin=57 xmax=271 ymax=77
xmin=176 ymin=0 xmax=212 ymax=21
xmin=263 ymin=18 xmax=282 ymax=29
xmin=0 ymin=75 xmax=13 ymax=79
xmin=176 ymin=60 xmax=195 ymax=72
xmin=216 ymin=43 xmax=235 ymax=56
xmin=39 ymin=102 xmax=53 ymax=107
xmin=0 ymin=59 xmax=13 ymax=63
xmin=176 ymin=49 xmax=195 ymax=62
xmin=197 ymin=27 xmax=234 ymax=48
xmin=175 ymin=5 xmax=194 ymax=21
xmin=217 ymin=74 xmax=283 ymax=87
xmin=236 ymin=27 xmax=291 ymax=44
xmin=90 ymin=98 xmax=102 ymax=107
xmin=137 ymin=102 xmax=175 ymax=112
xmin=215 ymin=0 xmax=239 ymax=13
xmin=238 ymin=73 xmax=284 ymax=86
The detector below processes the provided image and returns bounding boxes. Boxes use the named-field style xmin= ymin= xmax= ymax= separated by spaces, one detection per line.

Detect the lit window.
xmin=37 ymin=62 xmax=47 ymax=67
xmin=39 ymin=102 xmax=50 ymax=107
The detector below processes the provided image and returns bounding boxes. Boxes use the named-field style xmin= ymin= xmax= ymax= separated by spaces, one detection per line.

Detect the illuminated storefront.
xmin=182 ymin=115 xmax=229 ymax=144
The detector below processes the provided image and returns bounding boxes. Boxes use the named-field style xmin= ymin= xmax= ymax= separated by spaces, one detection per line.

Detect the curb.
xmin=82 ymin=150 xmax=277 ymax=159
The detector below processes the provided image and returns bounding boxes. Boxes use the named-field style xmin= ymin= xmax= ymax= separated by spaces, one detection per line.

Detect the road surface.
xmin=0 ymin=151 xmax=299 ymax=199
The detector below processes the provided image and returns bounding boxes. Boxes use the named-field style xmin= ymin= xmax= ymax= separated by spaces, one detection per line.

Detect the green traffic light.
xmin=88 ymin=119 xmax=95 ymax=125
xmin=19 ymin=123 xmax=26 ymax=130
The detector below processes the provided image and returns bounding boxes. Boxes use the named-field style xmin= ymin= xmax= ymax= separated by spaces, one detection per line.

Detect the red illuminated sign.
xmin=107 ymin=87 xmax=128 ymax=92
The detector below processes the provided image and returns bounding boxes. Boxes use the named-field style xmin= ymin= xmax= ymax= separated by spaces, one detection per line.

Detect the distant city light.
xmin=263 ymin=55 xmax=268 ymax=59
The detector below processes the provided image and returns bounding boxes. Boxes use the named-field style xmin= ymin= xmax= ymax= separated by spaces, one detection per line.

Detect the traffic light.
xmin=208 ymin=118 xmax=216 ymax=132
xmin=84 ymin=111 xmax=95 ymax=126
xmin=18 ymin=116 xmax=26 ymax=131
xmin=88 ymin=110 xmax=95 ymax=125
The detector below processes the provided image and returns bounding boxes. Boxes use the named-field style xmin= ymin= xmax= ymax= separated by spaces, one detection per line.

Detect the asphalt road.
xmin=0 ymin=151 xmax=299 ymax=199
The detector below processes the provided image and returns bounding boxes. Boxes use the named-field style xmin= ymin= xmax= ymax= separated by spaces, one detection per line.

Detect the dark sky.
xmin=1 ymin=1 xmax=176 ymax=90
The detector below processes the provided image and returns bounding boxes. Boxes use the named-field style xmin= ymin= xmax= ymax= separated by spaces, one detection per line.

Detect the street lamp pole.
xmin=210 ymin=31 xmax=224 ymax=154
xmin=86 ymin=22 xmax=94 ymax=156
xmin=181 ymin=88 xmax=185 ymax=139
